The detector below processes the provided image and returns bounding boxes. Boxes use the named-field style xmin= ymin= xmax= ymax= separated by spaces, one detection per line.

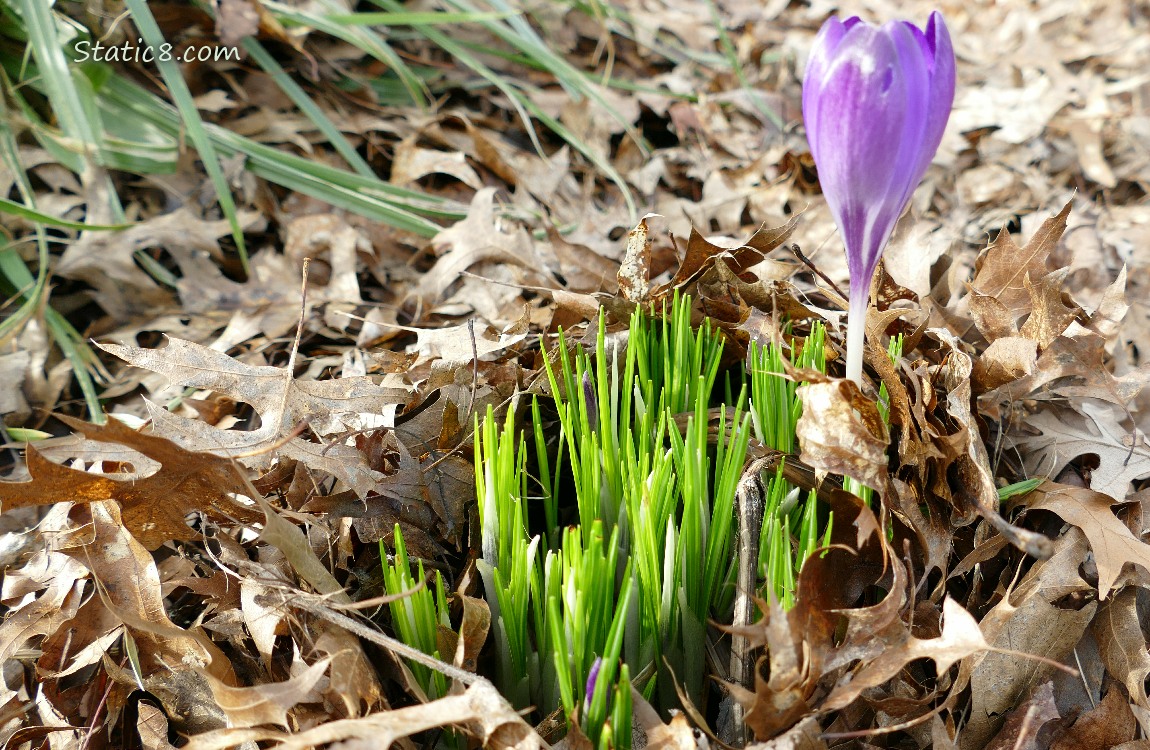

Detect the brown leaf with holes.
xmin=1024 ymin=481 xmax=1150 ymax=599
xmin=1013 ymin=402 xmax=1150 ymax=503
xmin=0 ymin=415 xmax=258 ymax=549
xmin=98 ymin=337 xmax=413 ymax=497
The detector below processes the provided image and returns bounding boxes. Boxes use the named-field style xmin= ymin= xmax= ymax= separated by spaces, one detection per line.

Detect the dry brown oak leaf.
xmin=0 ymin=415 xmax=259 ymax=549
xmin=99 ymin=337 xmax=413 ymax=497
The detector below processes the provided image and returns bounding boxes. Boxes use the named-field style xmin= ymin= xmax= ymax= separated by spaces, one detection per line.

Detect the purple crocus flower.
xmin=585 ymin=656 xmax=602 ymax=705
xmin=802 ymin=12 xmax=955 ymax=384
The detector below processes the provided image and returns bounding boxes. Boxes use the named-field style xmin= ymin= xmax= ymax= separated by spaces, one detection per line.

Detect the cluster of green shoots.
xmin=383 ymin=294 xmax=833 ymax=747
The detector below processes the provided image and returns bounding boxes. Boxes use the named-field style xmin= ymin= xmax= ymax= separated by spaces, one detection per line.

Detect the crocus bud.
xmin=802 ymin=12 xmax=955 ymax=384
xmin=585 ymin=656 xmax=602 ymax=705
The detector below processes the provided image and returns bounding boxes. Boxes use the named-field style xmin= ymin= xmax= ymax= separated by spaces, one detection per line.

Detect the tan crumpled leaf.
xmin=972 ymin=336 xmax=1038 ymax=392
xmin=137 ymin=702 xmax=179 ymax=750
xmin=1018 ymin=268 xmax=1081 ymax=350
xmin=1093 ymin=587 xmax=1150 ymax=708
xmin=253 ymin=495 xmax=384 ymax=716
xmin=632 ymin=687 xmax=699 ymax=750
xmin=99 ymin=337 xmax=412 ymax=497
xmin=414 ymin=188 xmax=538 ymax=304
xmin=0 ymin=548 xmax=87 ymax=668
xmin=59 ymin=501 xmax=230 ymax=678
xmin=1025 ymin=481 xmax=1150 ymax=599
xmin=205 ymin=657 xmax=331 ymax=728
xmin=956 ymin=529 xmax=1097 ymax=750
xmin=822 ymin=598 xmax=991 ymax=712
xmin=392 ymin=139 xmax=484 ymax=190
xmin=1014 ymin=402 xmax=1150 ymax=503
xmin=795 ymin=379 xmax=888 ymax=491
xmin=180 ymin=680 xmax=543 ymax=750
xmin=970 ymin=201 xmax=1071 ymax=316
xmin=0 ymin=415 xmax=259 ymax=549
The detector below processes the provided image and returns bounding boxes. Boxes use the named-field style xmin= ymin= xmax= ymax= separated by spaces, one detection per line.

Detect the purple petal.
xmin=804 ymin=22 xmax=907 ymax=280
xmin=801 ymin=12 xmax=955 ymax=301
xmin=585 ymin=656 xmax=603 ymax=705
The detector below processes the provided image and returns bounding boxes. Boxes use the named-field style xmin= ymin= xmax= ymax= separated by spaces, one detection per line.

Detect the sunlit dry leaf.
xmin=1019 ymin=268 xmax=1081 ymax=350
xmin=970 ymin=201 xmax=1071 ymax=316
xmin=179 ymin=680 xmax=543 ymax=750
xmin=205 ymin=658 xmax=330 ymax=729
xmin=744 ymin=716 xmax=826 ymax=750
xmin=666 ymin=218 xmax=797 ymax=292
xmin=632 ymin=688 xmax=697 ymax=750
xmin=618 ymin=214 xmax=655 ymax=303
xmin=137 ymin=702 xmax=179 ymax=750
xmin=0 ymin=550 xmax=87 ymax=667
xmin=1024 ymin=481 xmax=1150 ymax=599
xmin=99 ymin=337 xmax=411 ymax=496
xmin=392 ymin=139 xmax=484 ymax=190
xmin=972 ymin=336 xmax=1037 ymax=392
xmin=252 ymin=495 xmax=384 ymax=716
xmin=968 ymin=291 xmax=1018 ymax=342
xmin=283 ymin=214 xmax=365 ymax=305
xmin=795 ymin=379 xmax=888 ymax=491
xmin=450 ymin=594 xmax=489 ymax=673
xmin=0 ymin=415 xmax=258 ymax=549
xmin=414 ymin=188 xmax=538 ymax=304
xmin=1014 ymin=402 xmax=1150 ymax=503
xmin=59 ymin=502 xmax=226 ymax=676
xmin=728 ymin=595 xmax=814 ymax=740
xmin=822 ymin=598 xmax=991 ymax=712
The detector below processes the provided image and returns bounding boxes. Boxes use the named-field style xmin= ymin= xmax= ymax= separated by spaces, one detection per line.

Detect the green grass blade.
xmin=121 ymin=0 xmax=249 ymax=271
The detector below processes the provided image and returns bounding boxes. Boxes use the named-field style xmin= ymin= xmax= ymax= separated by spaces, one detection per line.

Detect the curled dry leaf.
xmin=795 ymin=378 xmax=889 ymax=491
xmin=179 ymin=680 xmax=543 ymax=750
xmin=204 ymin=657 xmax=331 ymax=729
xmin=822 ymin=598 xmax=992 ymax=713
xmin=618 ymin=213 xmax=655 ymax=303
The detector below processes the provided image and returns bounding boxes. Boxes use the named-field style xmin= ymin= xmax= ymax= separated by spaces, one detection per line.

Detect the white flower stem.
xmin=845 ymin=291 xmax=868 ymax=385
